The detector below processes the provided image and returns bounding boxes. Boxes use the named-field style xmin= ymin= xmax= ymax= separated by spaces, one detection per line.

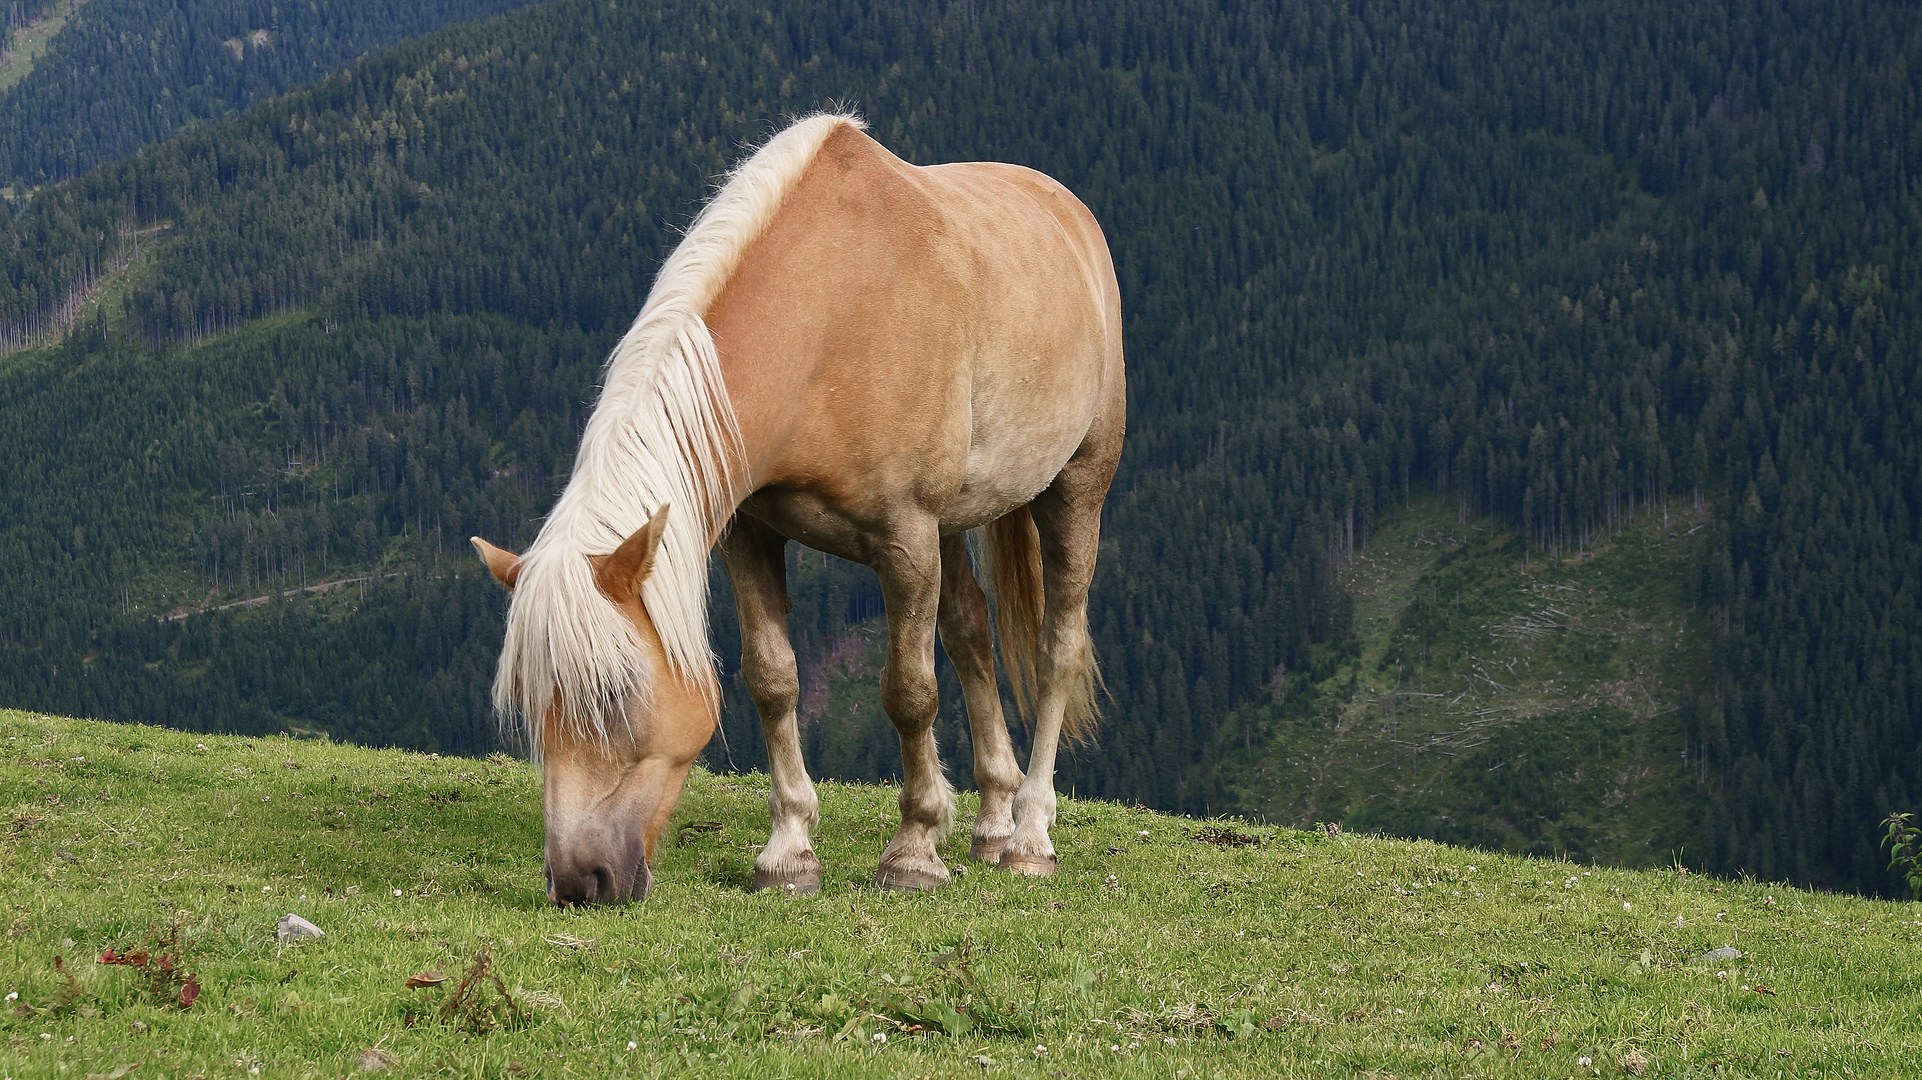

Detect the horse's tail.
xmin=981 ymin=506 xmax=1102 ymax=743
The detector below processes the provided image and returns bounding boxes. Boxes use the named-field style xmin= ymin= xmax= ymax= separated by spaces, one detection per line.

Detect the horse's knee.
xmin=880 ymin=660 xmax=939 ymax=729
xmin=743 ymin=647 xmax=800 ymax=720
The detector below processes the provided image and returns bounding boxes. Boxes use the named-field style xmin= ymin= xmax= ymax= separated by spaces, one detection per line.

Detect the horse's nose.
xmin=548 ymin=862 xmax=614 ymax=905
xmin=547 ymin=857 xmax=651 ymax=905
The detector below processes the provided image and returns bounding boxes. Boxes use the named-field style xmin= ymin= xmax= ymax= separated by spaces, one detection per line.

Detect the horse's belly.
xmin=937 ymin=417 xmax=1088 ymax=532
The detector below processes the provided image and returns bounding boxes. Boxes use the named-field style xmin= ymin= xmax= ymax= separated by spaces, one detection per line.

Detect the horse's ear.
xmin=471 ymin=537 xmax=523 ymax=590
xmin=593 ymin=504 xmax=670 ymax=604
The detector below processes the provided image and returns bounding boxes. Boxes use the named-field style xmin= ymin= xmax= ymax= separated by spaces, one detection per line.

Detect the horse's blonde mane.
xmin=495 ymin=112 xmax=865 ymax=756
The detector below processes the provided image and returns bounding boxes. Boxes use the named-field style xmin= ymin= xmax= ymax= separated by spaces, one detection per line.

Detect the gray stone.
xmin=1689 ymin=946 xmax=1741 ymax=964
xmin=277 ymin=913 xmax=325 ymax=944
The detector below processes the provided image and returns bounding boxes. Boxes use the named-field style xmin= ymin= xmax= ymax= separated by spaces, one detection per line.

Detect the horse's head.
xmin=473 ymin=505 xmax=718 ymax=904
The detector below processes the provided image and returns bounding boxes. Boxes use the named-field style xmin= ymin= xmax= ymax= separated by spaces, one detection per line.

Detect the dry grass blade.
xmin=1263 ymin=1009 xmax=1330 ymax=1029
xmin=514 ymin=986 xmax=568 ymax=1013
xmin=1128 ymin=1003 xmax=1215 ymax=1031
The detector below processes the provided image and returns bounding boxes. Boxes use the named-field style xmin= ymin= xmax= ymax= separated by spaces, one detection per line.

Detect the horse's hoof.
xmin=873 ymin=863 xmax=949 ymax=892
xmin=970 ymin=836 xmax=1009 ymax=864
xmin=999 ymin=852 xmax=1057 ymax=877
xmin=752 ymin=857 xmax=822 ymax=895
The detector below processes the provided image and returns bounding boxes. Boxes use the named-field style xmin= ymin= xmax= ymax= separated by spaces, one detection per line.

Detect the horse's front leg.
xmin=718 ymin=516 xmax=822 ymax=894
xmin=872 ymin=521 xmax=955 ymax=891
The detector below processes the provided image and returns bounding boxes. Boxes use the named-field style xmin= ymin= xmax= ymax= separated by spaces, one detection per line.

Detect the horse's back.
xmin=715 ymin=126 xmax=1122 ymax=546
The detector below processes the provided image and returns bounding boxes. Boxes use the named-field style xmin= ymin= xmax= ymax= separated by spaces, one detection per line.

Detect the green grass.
xmin=3 ymin=712 xmax=1918 ymax=1078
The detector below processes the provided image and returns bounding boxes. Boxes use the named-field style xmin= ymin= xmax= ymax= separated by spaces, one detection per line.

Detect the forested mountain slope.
xmin=0 ymin=0 xmax=1916 ymax=896
xmin=0 ymin=0 xmax=540 ymax=186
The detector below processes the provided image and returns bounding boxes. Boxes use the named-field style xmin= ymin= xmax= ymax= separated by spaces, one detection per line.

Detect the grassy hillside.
xmin=4 ymin=713 xmax=1918 ymax=1078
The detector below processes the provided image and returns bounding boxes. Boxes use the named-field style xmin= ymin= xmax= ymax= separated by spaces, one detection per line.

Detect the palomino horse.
xmin=472 ymin=114 xmax=1123 ymax=904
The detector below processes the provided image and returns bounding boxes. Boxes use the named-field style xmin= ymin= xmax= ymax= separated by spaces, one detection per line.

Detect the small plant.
xmin=48 ymin=955 xmax=89 ymax=1014
xmin=1881 ymin=812 xmax=1922 ymax=899
xmin=4 ymin=955 xmax=89 ymax=1017
xmin=98 ymin=910 xmax=201 ymax=1008
xmin=436 ymin=949 xmax=526 ymax=1035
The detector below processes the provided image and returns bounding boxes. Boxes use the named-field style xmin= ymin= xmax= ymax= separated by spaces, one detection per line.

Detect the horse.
xmin=471 ymin=113 xmax=1124 ymax=904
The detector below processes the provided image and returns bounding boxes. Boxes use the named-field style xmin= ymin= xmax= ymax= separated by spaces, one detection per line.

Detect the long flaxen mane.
xmin=494 ymin=113 xmax=866 ymax=756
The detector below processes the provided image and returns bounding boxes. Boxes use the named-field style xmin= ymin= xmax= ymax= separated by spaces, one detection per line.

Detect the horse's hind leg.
xmin=938 ymin=533 xmax=1025 ymax=864
xmin=1001 ymin=446 xmax=1119 ymax=876
xmin=872 ymin=518 xmax=955 ymax=891
xmin=717 ymin=515 xmax=822 ymax=894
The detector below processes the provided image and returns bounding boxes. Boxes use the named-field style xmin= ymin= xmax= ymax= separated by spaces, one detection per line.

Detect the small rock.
xmin=1690 ymin=946 xmax=1742 ymax=964
xmin=358 ymin=1047 xmax=396 ymax=1072
xmin=278 ymin=913 xmax=325 ymax=944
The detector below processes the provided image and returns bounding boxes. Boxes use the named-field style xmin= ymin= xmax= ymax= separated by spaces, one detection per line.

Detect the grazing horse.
xmin=471 ymin=113 xmax=1124 ymax=904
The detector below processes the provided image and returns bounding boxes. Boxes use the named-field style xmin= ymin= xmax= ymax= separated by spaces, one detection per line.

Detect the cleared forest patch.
xmin=1227 ymin=496 xmax=1717 ymax=871
xmin=0 ymin=0 xmax=89 ymax=95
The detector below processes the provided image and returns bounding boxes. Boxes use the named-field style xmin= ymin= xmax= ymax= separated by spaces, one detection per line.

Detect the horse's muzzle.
xmin=547 ymin=854 xmax=652 ymax=905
